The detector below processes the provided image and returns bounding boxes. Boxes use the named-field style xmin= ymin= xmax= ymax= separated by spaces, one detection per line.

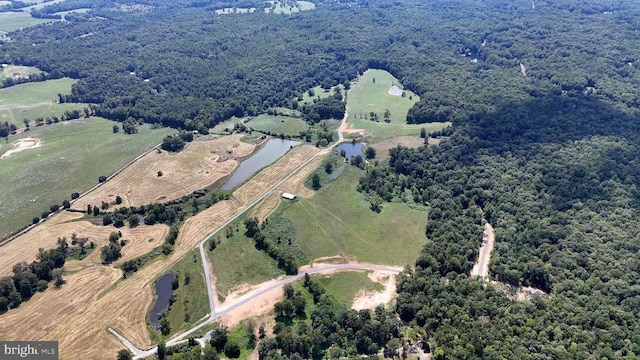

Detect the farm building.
xmin=282 ymin=192 xmax=296 ymax=200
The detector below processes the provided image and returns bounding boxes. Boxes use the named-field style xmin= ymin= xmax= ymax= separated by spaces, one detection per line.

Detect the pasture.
xmin=247 ymin=114 xmax=308 ymax=136
xmin=0 ymin=118 xmax=172 ymax=239
xmin=369 ymin=135 xmax=427 ymax=161
xmin=206 ymin=220 xmax=283 ymax=301
xmin=160 ymin=249 xmax=210 ymax=335
xmin=0 ymin=12 xmax=49 ymax=33
xmin=346 ymin=69 xmax=450 ymax=138
xmin=0 ymin=78 xmax=85 ymax=127
xmin=282 ymin=167 xmax=427 ymax=265
xmin=72 ymin=134 xmax=255 ymax=211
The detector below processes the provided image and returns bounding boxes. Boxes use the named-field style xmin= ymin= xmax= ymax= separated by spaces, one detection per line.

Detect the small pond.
xmin=149 ymin=273 xmax=176 ymax=330
xmin=221 ymin=138 xmax=300 ymax=190
xmin=336 ymin=142 xmax=365 ymax=159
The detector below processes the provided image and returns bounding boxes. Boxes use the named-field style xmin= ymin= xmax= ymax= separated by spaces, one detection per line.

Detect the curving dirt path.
xmin=114 ymin=262 xmax=402 ymax=359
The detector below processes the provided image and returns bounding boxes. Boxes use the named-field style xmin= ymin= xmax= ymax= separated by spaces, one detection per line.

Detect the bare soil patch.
xmin=370 ymin=135 xmax=424 ymax=161
xmin=0 ymin=137 xmax=42 ymax=159
xmin=470 ymin=223 xmax=495 ymax=278
xmin=72 ymin=135 xmax=254 ymax=211
xmin=351 ymin=271 xmax=397 ymax=310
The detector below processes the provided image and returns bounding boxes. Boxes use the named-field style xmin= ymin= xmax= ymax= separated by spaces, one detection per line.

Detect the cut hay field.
xmin=0 ymin=210 xmax=169 ymax=276
xmin=282 ymin=166 xmax=427 ymax=265
xmin=346 ymin=69 xmax=450 ymax=138
xmin=247 ymin=114 xmax=308 ymax=136
xmin=0 ymin=78 xmax=86 ymax=127
xmin=0 ymin=118 xmax=173 ymax=239
xmin=72 ymin=134 xmax=255 ymax=211
xmin=0 ymin=137 xmax=321 ymax=359
xmin=0 ymin=12 xmax=50 ymax=33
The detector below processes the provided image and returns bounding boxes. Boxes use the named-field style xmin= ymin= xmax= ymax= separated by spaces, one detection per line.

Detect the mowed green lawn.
xmin=347 ymin=69 xmax=450 ymax=138
xmin=318 ymin=272 xmax=383 ymax=307
xmin=206 ymin=222 xmax=284 ymax=301
xmin=162 ymin=249 xmax=210 ymax=335
xmin=0 ymin=12 xmax=50 ymax=33
xmin=247 ymin=114 xmax=308 ymax=136
xmin=0 ymin=118 xmax=172 ymax=239
xmin=282 ymin=167 xmax=427 ymax=265
xmin=0 ymin=78 xmax=85 ymax=127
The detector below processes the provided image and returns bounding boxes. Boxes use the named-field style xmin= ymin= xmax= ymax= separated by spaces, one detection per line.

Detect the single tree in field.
xmin=116 ymin=349 xmax=133 ymax=360
xmin=420 ymin=127 xmax=427 ymax=138
xmin=112 ymin=124 xmax=120 ymax=133
xmin=23 ymin=119 xmax=30 ymax=129
xmin=325 ymin=162 xmax=333 ymax=174
xmin=311 ymin=173 xmax=321 ymax=190
xmin=365 ymin=146 xmax=376 ymax=159
xmin=384 ymin=109 xmax=391 ymax=119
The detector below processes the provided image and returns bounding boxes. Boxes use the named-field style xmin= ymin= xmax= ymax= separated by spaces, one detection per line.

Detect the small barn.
xmin=282 ymin=192 xmax=296 ymax=200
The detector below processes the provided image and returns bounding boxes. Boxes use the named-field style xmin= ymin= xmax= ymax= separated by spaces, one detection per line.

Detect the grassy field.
xmin=0 ymin=118 xmax=172 ymax=239
xmin=346 ymin=69 xmax=450 ymax=138
xmin=160 ymin=249 xmax=210 ymax=335
xmin=281 ymin=167 xmax=427 ymax=265
xmin=298 ymin=84 xmax=344 ymax=107
xmin=0 ymin=12 xmax=50 ymax=33
xmin=246 ymin=114 xmax=308 ymax=136
xmin=0 ymin=78 xmax=86 ymax=127
xmin=318 ymin=272 xmax=383 ymax=307
xmin=207 ymin=219 xmax=284 ymax=301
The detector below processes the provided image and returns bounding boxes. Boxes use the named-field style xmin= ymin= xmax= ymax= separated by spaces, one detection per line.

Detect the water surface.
xmin=149 ymin=273 xmax=176 ymax=330
xmin=221 ymin=138 xmax=299 ymax=190
xmin=336 ymin=142 xmax=365 ymax=159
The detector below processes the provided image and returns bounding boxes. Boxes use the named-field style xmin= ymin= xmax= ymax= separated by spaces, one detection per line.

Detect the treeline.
xmin=0 ymin=237 xmax=90 ymax=313
xmin=243 ymin=216 xmax=307 ymax=275
xmin=258 ymin=274 xmax=402 ymax=359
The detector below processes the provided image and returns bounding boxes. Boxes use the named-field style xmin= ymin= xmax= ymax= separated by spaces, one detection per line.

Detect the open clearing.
xmin=246 ymin=114 xmax=308 ymax=136
xmin=265 ymin=0 xmax=315 ymax=14
xmin=1 ymin=64 xmax=43 ymax=82
xmin=346 ymin=69 xmax=450 ymax=138
xmin=0 ymin=78 xmax=85 ymax=127
xmin=351 ymin=271 xmax=397 ymax=311
xmin=0 ymin=118 xmax=173 ymax=240
xmin=282 ymin=167 xmax=427 ymax=265
xmin=0 ymin=136 xmax=42 ymax=159
xmin=0 ymin=12 xmax=50 ymax=33
xmin=0 ymin=210 xmax=169 ymax=276
xmin=318 ymin=271 xmax=383 ymax=307
xmin=72 ymin=134 xmax=255 ymax=211
xmin=471 ymin=223 xmax=495 ymax=279
xmin=370 ymin=135 xmax=425 ymax=161
xmin=297 ymin=84 xmax=344 ymax=107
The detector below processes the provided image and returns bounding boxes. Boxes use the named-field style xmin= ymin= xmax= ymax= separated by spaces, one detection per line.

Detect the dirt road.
xmin=470 ymin=223 xmax=495 ymax=279
xmin=117 ymin=262 xmax=402 ymax=359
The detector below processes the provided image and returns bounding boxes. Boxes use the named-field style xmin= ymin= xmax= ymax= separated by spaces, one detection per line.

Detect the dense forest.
xmin=3 ymin=0 xmax=640 ymax=358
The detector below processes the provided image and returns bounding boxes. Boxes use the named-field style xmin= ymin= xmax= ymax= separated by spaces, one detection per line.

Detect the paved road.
xmin=122 ymin=263 xmax=402 ymax=359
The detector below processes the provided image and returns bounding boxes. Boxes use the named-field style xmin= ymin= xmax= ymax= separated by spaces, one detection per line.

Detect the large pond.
xmin=149 ymin=273 xmax=176 ymax=330
xmin=221 ymin=138 xmax=300 ymax=190
xmin=336 ymin=142 xmax=365 ymax=159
